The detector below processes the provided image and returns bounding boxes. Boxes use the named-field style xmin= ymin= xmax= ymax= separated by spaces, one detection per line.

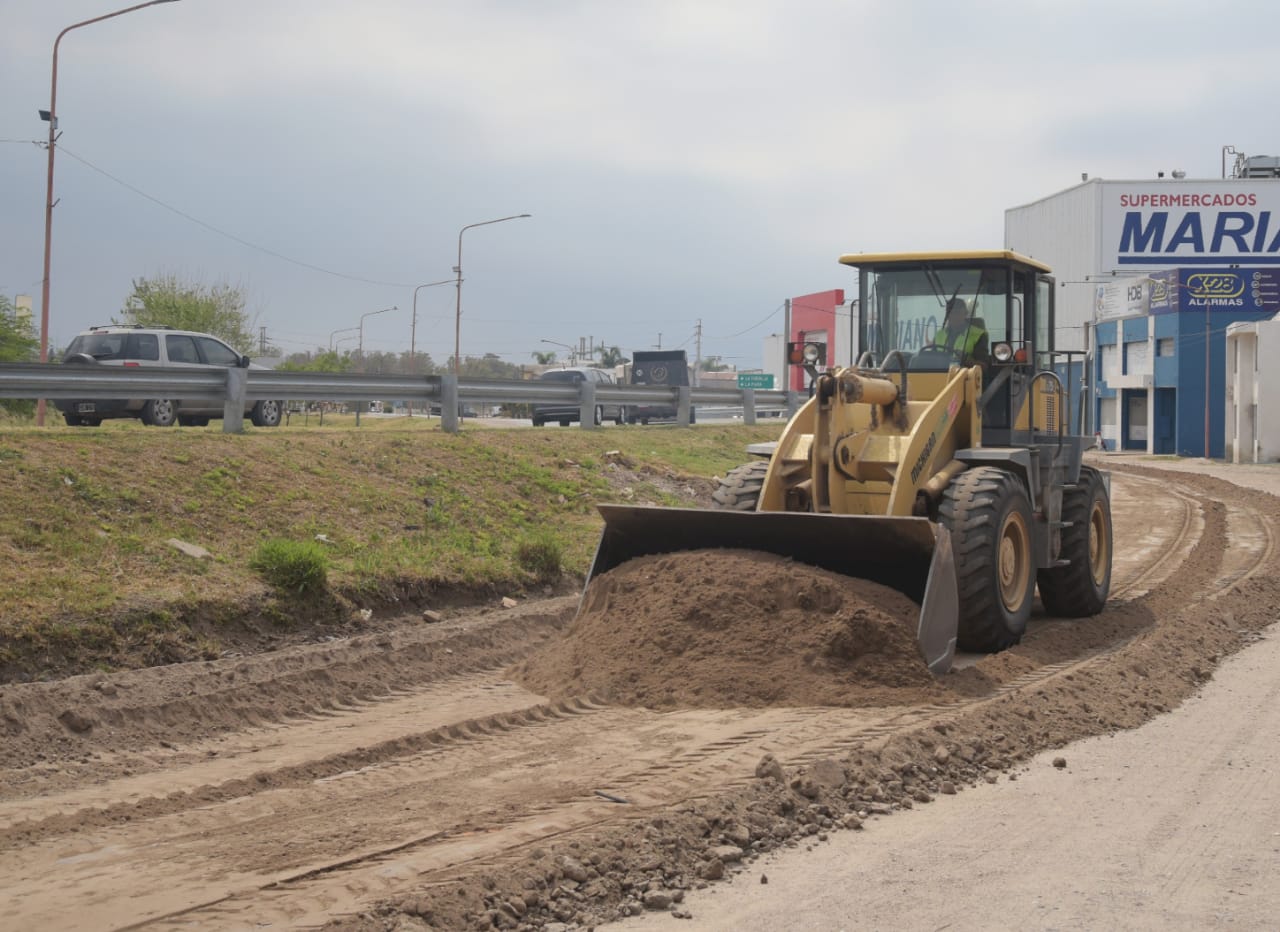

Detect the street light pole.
xmin=358 ymin=306 xmax=397 ymax=367
xmin=36 ymin=0 xmax=182 ymax=426
xmin=1205 ymin=300 xmax=1211 ymax=459
xmin=329 ymin=326 xmax=358 ymax=351
xmin=453 ymin=213 xmax=531 ymax=376
xmin=540 ymin=339 xmax=575 ymax=365
xmin=411 ymin=279 xmax=453 ymax=366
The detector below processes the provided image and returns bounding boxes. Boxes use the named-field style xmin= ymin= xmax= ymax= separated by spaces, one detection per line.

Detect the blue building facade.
xmin=1093 ymin=268 xmax=1279 ymax=457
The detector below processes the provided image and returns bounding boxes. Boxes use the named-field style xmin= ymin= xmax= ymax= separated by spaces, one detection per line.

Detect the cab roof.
xmin=837 ymin=250 xmax=1052 ymax=274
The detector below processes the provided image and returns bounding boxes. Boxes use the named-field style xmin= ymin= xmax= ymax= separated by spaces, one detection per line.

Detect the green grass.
xmin=251 ymin=539 xmax=330 ymax=594
xmin=0 ymin=419 xmax=782 ymax=679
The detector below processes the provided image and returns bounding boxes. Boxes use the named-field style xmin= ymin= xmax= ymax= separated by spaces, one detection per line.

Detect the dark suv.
xmin=56 ymin=325 xmax=284 ymax=428
xmin=532 ymin=368 xmax=626 ymax=427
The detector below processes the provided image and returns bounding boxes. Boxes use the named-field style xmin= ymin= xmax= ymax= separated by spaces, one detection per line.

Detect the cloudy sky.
xmin=1 ymin=0 xmax=1273 ymax=368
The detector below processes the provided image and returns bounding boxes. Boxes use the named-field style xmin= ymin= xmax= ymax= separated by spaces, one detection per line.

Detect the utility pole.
xmin=783 ymin=298 xmax=792 ymax=390
xmin=694 ymin=319 xmax=702 ymax=387
xmin=259 ymin=326 xmax=267 ymax=356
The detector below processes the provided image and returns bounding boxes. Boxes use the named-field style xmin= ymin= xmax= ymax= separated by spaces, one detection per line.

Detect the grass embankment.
xmin=0 ymin=416 xmax=782 ymax=681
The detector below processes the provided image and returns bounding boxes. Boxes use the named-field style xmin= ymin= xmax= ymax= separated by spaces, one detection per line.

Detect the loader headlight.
xmin=786 ymin=340 xmax=828 ymax=365
xmin=992 ymin=342 xmax=1014 ymax=363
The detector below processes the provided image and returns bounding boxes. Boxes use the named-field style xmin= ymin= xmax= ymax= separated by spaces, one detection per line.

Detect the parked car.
xmin=55 ymin=325 xmax=284 ymax=428
xmin=532 ymin=367 xmax=626 ymax=427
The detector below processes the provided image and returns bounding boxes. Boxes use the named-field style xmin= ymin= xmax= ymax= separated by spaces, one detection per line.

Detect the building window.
xmin=1124 ymin=340 xmax=1149 ymax=374
xmin=1100 ymin=344 xmax=1118 ymax=382
xmin=1157 ymin=338 xmax=1174 ymax=357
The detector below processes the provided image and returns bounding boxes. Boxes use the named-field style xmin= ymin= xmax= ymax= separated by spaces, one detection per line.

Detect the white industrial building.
xmin=1005 ymin=154 xmax=1280 ymax=460
xmin=1225 ymin=317 xmax=1280 ymax=462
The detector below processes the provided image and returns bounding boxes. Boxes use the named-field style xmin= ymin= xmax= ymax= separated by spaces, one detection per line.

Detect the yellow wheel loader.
xmin=585 ymin=251 xmax=1113 ymax=674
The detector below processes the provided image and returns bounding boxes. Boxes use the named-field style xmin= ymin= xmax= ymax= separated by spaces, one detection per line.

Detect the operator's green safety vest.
xmin=932 ymin=323 xmax=984 ymax=361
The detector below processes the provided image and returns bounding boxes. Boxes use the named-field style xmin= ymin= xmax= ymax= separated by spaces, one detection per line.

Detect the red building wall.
xmin=789 ymin=289 xmax=844 ymax=391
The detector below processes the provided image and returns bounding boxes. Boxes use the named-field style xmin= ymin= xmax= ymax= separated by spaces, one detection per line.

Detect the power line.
xmin=56 ymin=144 xmax=415 ymax=288
xmin=716 ymin=302 xmax=785 ymax=340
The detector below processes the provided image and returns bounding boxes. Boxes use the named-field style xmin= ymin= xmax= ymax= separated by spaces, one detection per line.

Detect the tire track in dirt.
xmin=2 ymin=467 xmax=1276 ymax=931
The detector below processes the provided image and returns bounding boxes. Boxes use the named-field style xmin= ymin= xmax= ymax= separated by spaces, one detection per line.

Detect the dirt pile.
xmin=512 ymin=549 xmax=944 ymax=708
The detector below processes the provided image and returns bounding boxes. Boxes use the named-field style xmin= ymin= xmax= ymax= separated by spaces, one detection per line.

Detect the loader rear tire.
xmin=711 ymin=460 xmax=769 ymax=511
xmin=1037 ymin=466 xmax=1112 ymax=617
xmin=940 ymin=466 xmax=1035 ymax=652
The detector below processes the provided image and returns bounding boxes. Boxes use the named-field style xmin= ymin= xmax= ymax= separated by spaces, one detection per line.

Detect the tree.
xmin=0 ymin=295 xmax=37 ymax=363
xmin=278 ymin=350 xmax=356 ymax=373
xmin=531 ymin=350 xmax=557 ymax=365
xmin=0 ymin=295 xmax=38 ymax=416
xmin=459 ymin=353 xmax=525 ymax=380
xmin=599 ymin=345 xmax=629 ymax=368
xmin=700 ymin=355 xmax=732 ymax=372
xmin=120 ymin=274 xmax=257 ymax=353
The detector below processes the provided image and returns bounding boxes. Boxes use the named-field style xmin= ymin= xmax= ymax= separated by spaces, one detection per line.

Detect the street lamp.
xmin=411 ymin=279 xmax=453 ymax=365
xmin=329 ymin=326 xmax=358 ymax=351
xmin=540 ymin=339 xmax=575 ymax=364
xmin=453 ymin=214 xmax=531 ymax=376
xmin=358 ymin=305 xmax=397 ymax=365
xmin=36 ymin=0 xmax=183 ymax=426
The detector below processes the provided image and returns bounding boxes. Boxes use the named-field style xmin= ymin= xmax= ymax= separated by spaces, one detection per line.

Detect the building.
xmin=1225 ymin=316 xmax=1280 ymax=462
xmin=1005 ymin=157 xmax=1280 ymax=457
xmin=764 ymin=289 xmax=853 ymax=392
xmin=1091 ymin=268 xmax=1276 ymax=455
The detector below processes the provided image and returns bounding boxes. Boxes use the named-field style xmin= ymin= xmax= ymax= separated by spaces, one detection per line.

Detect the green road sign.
xmin=736 ymin=373 xmax=775 ymax=390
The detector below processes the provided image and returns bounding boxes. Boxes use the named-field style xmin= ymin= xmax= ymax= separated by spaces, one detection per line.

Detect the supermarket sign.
xmin=1104 ymin=182 xmax=1280 ymax=267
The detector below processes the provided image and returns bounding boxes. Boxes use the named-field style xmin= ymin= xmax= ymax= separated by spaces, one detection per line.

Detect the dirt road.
xmin=1 ymin=459 xmax=1277 ymax=930
xmin=606 ymin=456 xmax=1280 ymax=932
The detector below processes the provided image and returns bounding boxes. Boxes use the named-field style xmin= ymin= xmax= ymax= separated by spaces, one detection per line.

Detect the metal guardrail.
xmin=0 ymin=363 xmax=799 ymax=433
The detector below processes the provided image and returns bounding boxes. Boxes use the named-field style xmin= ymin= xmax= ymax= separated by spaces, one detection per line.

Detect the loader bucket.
xmin=587 ymin=505 xmax=958 ymax=674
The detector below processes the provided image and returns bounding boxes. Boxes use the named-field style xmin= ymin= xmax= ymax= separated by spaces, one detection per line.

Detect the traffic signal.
xmin=787 ymin=341 xmax=826 ymax=365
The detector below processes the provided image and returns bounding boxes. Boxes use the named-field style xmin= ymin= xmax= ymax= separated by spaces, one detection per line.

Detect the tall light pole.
xmin=329 ymin=326 xmax=358 ymax=351
xmin=411 ymin=279 xmax=453 ymax=366
xmin=358 ymin=305 xmax=397 ymax=366
xmin=453 ymin=214 xmax=531 ymax=376
xmin=540 ymin=339 xmax=575 ymax=364
xmin=36 ymin=0 xmax=182 ymax=426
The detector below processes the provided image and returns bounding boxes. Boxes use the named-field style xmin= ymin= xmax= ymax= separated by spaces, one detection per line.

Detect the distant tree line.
xmin=0 ymin=294 xmax=38 ymax=416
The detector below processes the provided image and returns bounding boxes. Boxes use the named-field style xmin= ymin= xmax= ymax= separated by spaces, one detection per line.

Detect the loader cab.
xmin=841 ymin=250 xmax=1055 ymax=434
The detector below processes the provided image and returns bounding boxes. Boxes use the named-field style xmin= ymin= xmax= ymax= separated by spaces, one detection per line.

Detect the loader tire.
xmin=711 ymin=460 xmax=769 ymax=511
xmin=1037 ymin=466 xmax=1112 ymax=617
xmin=940 ymin=466 xmax=1035 ymax=652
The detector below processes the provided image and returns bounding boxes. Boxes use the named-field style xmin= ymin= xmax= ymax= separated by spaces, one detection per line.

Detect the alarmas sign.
xmin=1103 ymin=182 xmax=1280 ymax=267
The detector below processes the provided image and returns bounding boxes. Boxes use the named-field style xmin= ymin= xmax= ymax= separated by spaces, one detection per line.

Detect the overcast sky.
xmin=1 ymin=0 xmax=1274 ymax=368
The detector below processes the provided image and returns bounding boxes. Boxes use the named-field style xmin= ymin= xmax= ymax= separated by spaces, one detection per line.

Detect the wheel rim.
xmin=1088 ymin=499 xmax=1110 ymax=586
xmin=261 ymin=400 xmax=280 ymax=424
xmin=154 ymin=400 xmax=175 ymax=424
xmin=998 ymin=510 xmax=1032 ymax=612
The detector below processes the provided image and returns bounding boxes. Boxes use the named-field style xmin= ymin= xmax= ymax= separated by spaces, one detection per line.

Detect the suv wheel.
xmin=251 ymin=399 xmax=283 ymax=427
xmin=141 ymin=399 xmax=178 ymax=427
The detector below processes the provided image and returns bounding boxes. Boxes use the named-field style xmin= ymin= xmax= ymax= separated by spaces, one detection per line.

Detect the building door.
xmin=1153 ymin=388 xmax=1176 ymax=455
xmin=1124 ymin=391 xmax=1149 ymax=452
xmin=1098 ymin=396 xmax=1118 ymax=451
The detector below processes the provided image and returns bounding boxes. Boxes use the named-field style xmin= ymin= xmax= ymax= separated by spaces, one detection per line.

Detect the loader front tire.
xmin=940 ymin=466 xmax=1035 ymax=652
xmin=1037 ymin=466 xmax=1112 ymax=617
xmin=711 ymin=460 xmax=769 ymax=511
